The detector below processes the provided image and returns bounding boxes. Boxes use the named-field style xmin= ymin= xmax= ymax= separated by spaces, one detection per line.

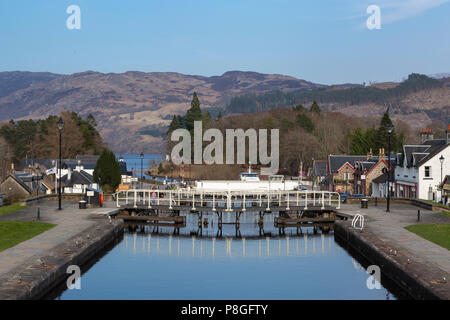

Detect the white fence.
xmin=115 ymin=189 xmax=341 ymax=211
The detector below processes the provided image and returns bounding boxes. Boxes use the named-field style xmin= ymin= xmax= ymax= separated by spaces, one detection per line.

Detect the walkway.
xmin=338 ymin=203 xmax=450 ymax=274
xmin=0 ymin=202 xmax=118 ymax=277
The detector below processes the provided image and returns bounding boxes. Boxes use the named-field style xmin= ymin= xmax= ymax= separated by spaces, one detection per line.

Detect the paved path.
xmin=338 ymin=203 xmax=450 ymax=274
xmin=0 ymin=202 xmax=118 ymax=277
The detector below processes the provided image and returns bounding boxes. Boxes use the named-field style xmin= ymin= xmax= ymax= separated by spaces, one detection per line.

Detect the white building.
xmin=394 ymin=127 xmax=450 ymax=202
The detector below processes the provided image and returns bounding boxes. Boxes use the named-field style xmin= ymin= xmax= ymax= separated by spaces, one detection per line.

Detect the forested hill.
xmin=0 ymin=111 xmax=106 ymax=167
xmin=226 ymin=74 xmax=449 ymax=120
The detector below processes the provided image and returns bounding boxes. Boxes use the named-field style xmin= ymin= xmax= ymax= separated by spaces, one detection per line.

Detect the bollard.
xmin=375 ymin=197 xmax=378 ymax=206
xmin=36 ymin=207 xmax=40 ymax=220
xmin=417 ymin=210 xmax=420 ymax=221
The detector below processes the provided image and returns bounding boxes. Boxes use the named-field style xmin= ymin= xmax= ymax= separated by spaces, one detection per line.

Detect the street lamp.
xmin=140 ymin=152 xmax=144 ymax=189
xmin=440 ymin=155 xmax=445 ymax=203
xmin=386 ymin=123 xmax=394 ymax=212
xmin=57 ymin=117 xmax=64 ymax=210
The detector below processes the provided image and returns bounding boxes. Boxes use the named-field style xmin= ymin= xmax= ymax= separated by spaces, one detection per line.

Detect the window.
xmin=424 ymin=166 xmax=431 ymax=178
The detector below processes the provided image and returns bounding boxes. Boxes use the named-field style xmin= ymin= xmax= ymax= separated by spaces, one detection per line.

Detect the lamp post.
xmin=140 ymin=152 xmax=144 ymax=190
xmin=57 ymin=117 xmax=64 ymax=210
xmin=386 ymin=123 xmax=394 ymax=212
xmin=439 ymin=155 xmax=445 ymax=203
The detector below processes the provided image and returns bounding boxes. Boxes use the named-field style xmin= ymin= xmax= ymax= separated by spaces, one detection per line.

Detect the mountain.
xmin=225 ymin=73 xmax=450 ymax=130
xmin=0 ymin=71 xmax=448 ymax=154
xmin=0 ymin=70 xmax=323 ymax=153
xmin=428 ymin=73 xmax=450 ymax=79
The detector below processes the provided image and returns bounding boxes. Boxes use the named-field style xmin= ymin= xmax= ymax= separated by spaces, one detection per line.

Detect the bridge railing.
xmin=114 ymin=189 xmax=341 ymax=211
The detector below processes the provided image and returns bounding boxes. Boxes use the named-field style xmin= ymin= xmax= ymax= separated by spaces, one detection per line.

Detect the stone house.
xmin=0 ymin=174 xmax=32 ymax=200
xmin=327 ymin=155 xmax=367 ymax=194
xmin=353 ymin=149 xmax=393 ymax=196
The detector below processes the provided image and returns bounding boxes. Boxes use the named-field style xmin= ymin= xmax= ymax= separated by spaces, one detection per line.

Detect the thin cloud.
xmin=379 ymin=0 xmax=450 ymax=24
xmin=347 ymin=0 xmax=450 ymax=26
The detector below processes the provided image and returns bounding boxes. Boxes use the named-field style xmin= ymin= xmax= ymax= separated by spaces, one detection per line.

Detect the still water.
xmin=58 ymin=212 xmax=399 ymax=300
xmin=116 ymin=153 xmax=165 ymax=178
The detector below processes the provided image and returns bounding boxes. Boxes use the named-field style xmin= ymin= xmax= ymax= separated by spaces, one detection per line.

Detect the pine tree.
xmin=296 ymin=113 xmax=314 ymax=132
xmin=167 ymin=115 xmax=181 ymax=135
xmin=185 ymin=92 xmax=203 ymax=132
xmin=93 ymin=149 xmax=121 ymax=192
xmin=377 ymin=112 xmax=397 ymax=153
xmin=310 ymin=101 xmax=321 ymax=113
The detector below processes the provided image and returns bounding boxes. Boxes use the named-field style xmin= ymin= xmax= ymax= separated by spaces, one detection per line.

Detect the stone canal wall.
xmin=334 ymin=220 xmax=449 ymax=300
xmin=0 ymin=218 xmax=124 ymax=300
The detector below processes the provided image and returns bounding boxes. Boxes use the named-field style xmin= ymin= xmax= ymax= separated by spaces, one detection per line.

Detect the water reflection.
xmin=56 ymin=211 xmax=404 ymax=300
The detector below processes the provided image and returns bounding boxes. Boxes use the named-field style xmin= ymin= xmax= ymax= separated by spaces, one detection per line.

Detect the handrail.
xmin=351 ymin=213 xmax=364 ymax=230
xmin=114 ymin=189 xmax=341 ymax=211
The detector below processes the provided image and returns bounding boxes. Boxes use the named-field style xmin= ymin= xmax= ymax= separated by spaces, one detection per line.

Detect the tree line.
xmin=226 ymin=73 xmax=443 ymax=114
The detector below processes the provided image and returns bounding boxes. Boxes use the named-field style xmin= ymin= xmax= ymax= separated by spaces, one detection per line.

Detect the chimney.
xmin=420 ymin=128 xmax=426 ymax=143
xmin=68 ymin=167 xmax=72 ymax=181
xmin=366 ymin=148 xmax=373 ymax=160
xmin=379 ymin=148 xmax=385 ymax=162
xmin=428 ymin=128 xmax=434 ymax=141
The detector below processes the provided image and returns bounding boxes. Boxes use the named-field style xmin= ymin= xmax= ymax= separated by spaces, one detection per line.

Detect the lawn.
xmin=405 ymin=224 xmax=450 ymax=250
xmin=0 ymin=204 xmax=25 ymax=216
xmin=421 ymin=199 xmax=450 ymax=210
xmin=0 ymin=221 xmax=55 ymax=252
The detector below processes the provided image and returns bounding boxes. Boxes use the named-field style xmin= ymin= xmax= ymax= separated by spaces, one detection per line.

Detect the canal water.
xmin=57 ymin=212 xmax=402 ymax=300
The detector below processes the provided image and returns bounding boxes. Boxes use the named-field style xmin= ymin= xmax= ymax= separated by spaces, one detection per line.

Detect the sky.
xmin=0 ymin=0 xmax=449 ymax=85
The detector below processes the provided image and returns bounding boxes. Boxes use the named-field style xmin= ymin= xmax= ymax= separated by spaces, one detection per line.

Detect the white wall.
xmin=418 ymin=146 xmax=450 ymax=201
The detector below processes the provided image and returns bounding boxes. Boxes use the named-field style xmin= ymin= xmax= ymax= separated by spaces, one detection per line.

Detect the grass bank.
xmin=0 ymin=204 xmax=25 ymax=216
xmin=405 ymin=224 xmax=450 ymax=250
xmin=0 ymin=221 xmax=55 ymax=252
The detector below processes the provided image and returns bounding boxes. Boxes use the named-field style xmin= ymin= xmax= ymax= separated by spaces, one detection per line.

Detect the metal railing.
xmin=114 ymin=189 xmax=341 ymax=211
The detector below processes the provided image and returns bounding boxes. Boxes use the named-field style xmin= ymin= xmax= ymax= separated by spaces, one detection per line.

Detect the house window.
xmin=424 ymin=166 xmax=431 ymax=178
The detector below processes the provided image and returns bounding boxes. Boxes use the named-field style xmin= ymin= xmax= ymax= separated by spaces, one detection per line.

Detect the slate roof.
xmin=328 ymin=155 xmax=367 ymax=173
xmin=313 ymin=160 xmax=328 ymax=177
xmin=61 ymin=160 xmax=96 ymax=170
xmin=0 ymin=174 xmax=32 ymax=194
xmin=372 ymin=172 xmax=395 ymax=184
xmin=401 ymin=139 xmax=448 ymax=168
xmin=19 ymin=158 xmax=54 ymax=171
xmin=60 ymin=170 xmax=94 ymax=188
xmin=20 ymin=157 xmax=99 ymax=172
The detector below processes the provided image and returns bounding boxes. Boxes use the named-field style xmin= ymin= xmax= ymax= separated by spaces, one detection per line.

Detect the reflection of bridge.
xmin=115 ymin=189 xmax=341 ymax=212
xmin=124 ymin=231 xmax=336 ymax=258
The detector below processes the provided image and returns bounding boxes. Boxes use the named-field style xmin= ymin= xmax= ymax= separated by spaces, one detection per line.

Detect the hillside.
xmin=0 ymin=71 xmax=448 ymax=153
xmin=0 ymin=111 xmax=106 ymax=169
xmin=0 ymin=71 xmax=323 ymax=153
xmin=225 ymin=74 xmax=450 ymax=130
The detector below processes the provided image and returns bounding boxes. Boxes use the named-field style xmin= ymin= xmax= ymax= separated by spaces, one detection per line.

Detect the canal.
xmin=56 ymin=212 xmax=404 ymax=300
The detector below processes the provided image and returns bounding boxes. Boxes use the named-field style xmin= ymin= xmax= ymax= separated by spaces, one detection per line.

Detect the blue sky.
xmin=0 ymin=0 xmax=449 ymax=84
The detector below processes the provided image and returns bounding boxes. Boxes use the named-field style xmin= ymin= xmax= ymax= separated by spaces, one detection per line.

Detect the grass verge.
xmin=0 ymin=221 xmax=55 ymax=252
xmin=0 ymin=204 xmax=25 ymax=216
xmin=405 ymin=224 xmax=450 ymax=250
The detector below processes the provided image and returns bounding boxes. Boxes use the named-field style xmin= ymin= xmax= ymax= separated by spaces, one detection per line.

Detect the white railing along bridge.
xmin=114 ymin=189 xmax=341 ymax=212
